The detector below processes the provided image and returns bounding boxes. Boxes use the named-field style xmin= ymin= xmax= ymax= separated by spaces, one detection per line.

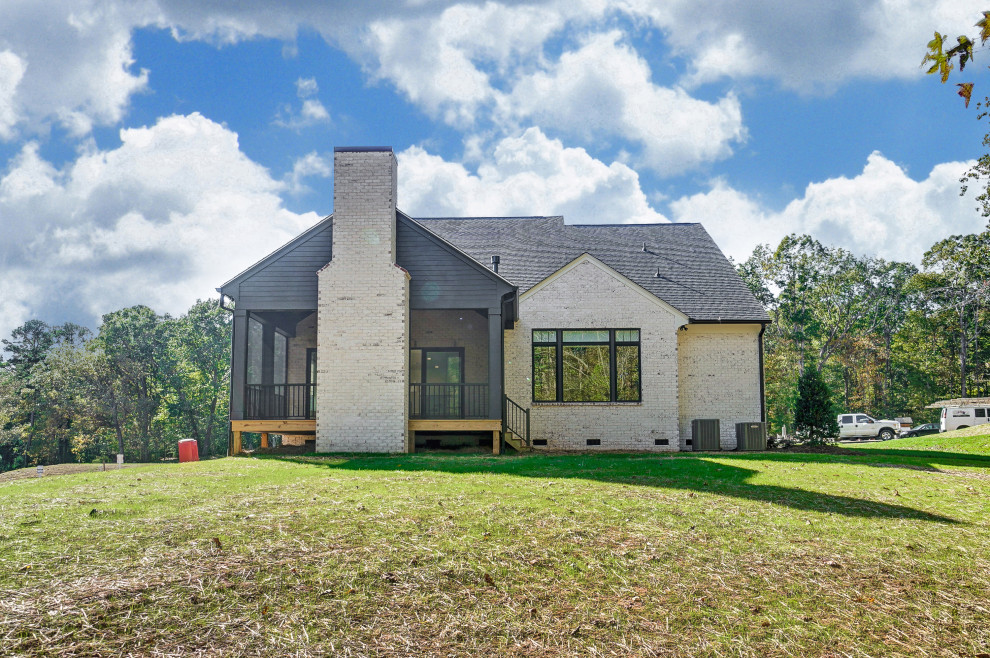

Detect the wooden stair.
xmin=503 ymin=431 xmax=531 ymax=452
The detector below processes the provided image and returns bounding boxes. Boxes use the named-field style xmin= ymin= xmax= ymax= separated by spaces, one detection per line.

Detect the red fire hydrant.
xmin=178 ymin=438 xmax=199 ymax=463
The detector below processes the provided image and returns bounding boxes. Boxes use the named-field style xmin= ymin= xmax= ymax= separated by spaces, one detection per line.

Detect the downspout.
xmin=758 ymin=322 xmax=767 ymax=424
xmin=499 ymin=289 xmax=515 ymax=449
xmin=216 ymin=288 xmax=234 ymax=453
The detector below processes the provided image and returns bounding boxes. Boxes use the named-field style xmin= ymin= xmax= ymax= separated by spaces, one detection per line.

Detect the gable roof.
xmin=522 ymin=252 xmax=689 ymax=325
xmin=218 ymin=215 xmax=332 ymax=298
xmin=412 ymin=217 xmax=769 ymax=323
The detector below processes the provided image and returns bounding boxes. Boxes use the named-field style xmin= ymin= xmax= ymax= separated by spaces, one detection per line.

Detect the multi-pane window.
xmin=532 ymin=329 xmax=640 ymax=402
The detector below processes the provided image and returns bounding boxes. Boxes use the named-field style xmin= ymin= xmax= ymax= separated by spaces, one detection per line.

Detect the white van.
xmin=940 ymin=405 xmax=990 ymax=432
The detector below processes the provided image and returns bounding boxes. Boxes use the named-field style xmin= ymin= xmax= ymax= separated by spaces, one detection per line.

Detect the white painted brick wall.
xmin=287 ymin=312 xmax=316 ymax=384
xmin=677 ymin=324 xmax=763 ymax=450
xmin=410 ymin=310 xmax=488 ymax=383
xmin=316 ymin=150 xmax=409 ymax=453
xmin=504 ymin=259 xmax=684 ymax=451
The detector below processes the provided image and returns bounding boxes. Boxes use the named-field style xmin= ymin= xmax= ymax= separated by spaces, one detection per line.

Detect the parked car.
xmin=939 ymin=405 xmax=990 ymax=432
xmin=836 ymin=414 xmax=901 ymax=440
xmin=900 ymin=423 xmax=939 ymax=438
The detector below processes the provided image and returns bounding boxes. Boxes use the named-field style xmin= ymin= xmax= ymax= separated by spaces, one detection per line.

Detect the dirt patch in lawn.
xmin=0 ymin=462 xmax=152 ymax=483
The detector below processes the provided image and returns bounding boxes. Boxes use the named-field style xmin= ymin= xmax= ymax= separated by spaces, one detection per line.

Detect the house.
xmin=218 ymin=147 xmax=769 ymax=454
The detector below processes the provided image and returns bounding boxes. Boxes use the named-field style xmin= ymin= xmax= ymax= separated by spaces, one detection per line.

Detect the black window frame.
xmin=532 ymin=328 xmax=641 ymax=403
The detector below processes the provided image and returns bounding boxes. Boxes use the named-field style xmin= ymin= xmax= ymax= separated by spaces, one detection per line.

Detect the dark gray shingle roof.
xmin=412 ymin=216 xmax=769 ymax=322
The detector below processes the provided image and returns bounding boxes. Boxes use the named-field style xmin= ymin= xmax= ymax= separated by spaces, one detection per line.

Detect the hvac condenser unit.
xmin=691 ymin=419 xmax=721 ymax=451
xmin=735 ymin=422 xmax=767 ymax=451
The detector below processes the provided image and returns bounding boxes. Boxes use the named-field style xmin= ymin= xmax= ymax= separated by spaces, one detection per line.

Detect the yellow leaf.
xmin=977 ymin=11 xmax=990 ymax=45
xmin=958 ymin=82 xmax=974 ymax=108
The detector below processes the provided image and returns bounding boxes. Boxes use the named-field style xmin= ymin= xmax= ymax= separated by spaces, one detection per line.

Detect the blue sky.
xmin=0 ymin=0 xmax=987 ymax=339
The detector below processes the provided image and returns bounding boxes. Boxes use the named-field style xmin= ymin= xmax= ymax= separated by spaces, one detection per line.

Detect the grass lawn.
xmin=2 ymin=440 xmax=989 ymax=656
xmin=846 ymin=423 xmax=990 ymax=458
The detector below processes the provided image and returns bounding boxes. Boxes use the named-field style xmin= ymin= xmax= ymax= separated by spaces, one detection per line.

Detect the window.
xmin=976 ymin=408 xmax=986 ymax=418
xmin=532 ymin=329 xmax=640 ymax=402
xmin=840 ymin=415 xmax=854 ymax=424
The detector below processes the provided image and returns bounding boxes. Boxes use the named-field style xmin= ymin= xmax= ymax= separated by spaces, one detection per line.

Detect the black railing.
xmin=245 ymin=384 xmax=316 ymax=420
xmin=409 ymin=383 xmax=489 ymax=419
xmin=503 ymin=395 xmax=530 ymax=447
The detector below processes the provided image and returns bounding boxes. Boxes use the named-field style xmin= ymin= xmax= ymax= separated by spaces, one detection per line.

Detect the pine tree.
xmin=794 ymin=362 xmax=839 ymax=445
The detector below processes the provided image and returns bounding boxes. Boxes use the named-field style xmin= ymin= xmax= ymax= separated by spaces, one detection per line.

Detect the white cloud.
xmin=631 ymin=0 xmax=983 ymax=91
xmin=0 ymin=0 xmax=967 ymax=142
xmin=0 ymin=0 xmax=154 ymax=136
xmin=668 ymin=180 xmax=778 ymax=262
xmin=0 ymin=51 xmax=26 ymax=140
xmin=670 ymin=152 xmax=984 ymax=263
xmin=0 ymin=113 xmax=320 ymax=339
xmin=285 ymin=151 xmax=332 ymax=194
xmin=275 ymin=76 xmax=331 ymax=128
xmin=300 ymin=99 xmax=330 ymax=122
xmin=295 ymin=77 xmax=319 ymax=98
xmin=505 ymin=31 xmax=745 ymax=174
xmin=397 ymin=127 xmax=666 ymax=224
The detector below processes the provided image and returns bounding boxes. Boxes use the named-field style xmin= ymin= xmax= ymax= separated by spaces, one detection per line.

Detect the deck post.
xmin=230 ymin=309 xmax=248 ymax=421
xmin=487 ymin=307 xmax=503 ymax=423
xmin=493 ymin=429 xmax=501 ymax=455
xmin=260 ymin=432 xmax=269 ymax=449
xmin=407 ymin=430 xmax=415 ymax=454
xmin=232 ymin=431 xmax=242 ymax=455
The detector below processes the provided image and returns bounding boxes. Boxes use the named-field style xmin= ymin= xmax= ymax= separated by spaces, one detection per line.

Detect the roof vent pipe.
xmin=655 ymin=267 xmax=661 ymax=277
xmin=643 ymin=241 xmax=647 ymax=252
xmin=491 ymin=255 xmax=500 ymax=273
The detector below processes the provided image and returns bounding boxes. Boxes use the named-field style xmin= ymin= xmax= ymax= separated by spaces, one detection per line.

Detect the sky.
xmin=1 ymin=0 xmax=989 ymax=341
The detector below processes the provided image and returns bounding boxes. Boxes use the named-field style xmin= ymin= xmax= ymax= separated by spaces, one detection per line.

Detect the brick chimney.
xmin=316 ymin=147 xmax=410 ymax=453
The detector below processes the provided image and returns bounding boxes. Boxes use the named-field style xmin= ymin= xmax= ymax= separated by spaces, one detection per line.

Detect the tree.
xmin=161 ymin=300 xmax=231 ymax=458
xmin=0 ymin=320 xmax=94 ymax=464
xmin=794 ymin=362 xmax=838 ymax=445
xmin=910 ymin=231 xmax=990 ymax=396
xmin=738 ymin=236 xmax=919 ymax=433
xmin=96 ymin=306 xmax=169 ymax=461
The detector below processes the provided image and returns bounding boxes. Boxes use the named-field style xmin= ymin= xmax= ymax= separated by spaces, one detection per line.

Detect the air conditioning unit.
xmin=691 ymin=419 xmax=721 ymax=451
xmin=735 ymin=422 xmax=767 ymax=451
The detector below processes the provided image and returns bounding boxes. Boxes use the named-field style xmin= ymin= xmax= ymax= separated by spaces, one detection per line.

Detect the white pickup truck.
xmin=836 ymin=414 xmax=901 ymax=441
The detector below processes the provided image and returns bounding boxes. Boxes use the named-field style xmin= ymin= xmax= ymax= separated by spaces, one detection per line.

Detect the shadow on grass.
xmin=838 ymin=446 xmax=990 ymax=466
xmin=259 ymin=451 xmax=962 ymax=525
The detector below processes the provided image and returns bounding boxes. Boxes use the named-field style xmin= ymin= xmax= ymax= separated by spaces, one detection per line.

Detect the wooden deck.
xmin=230 ymin=419 xmax=504 ymax=455
xmin=407 ymin=419 xmax=503 ymax=455
xmin=230 ymin=420 xmax=315 ymax=455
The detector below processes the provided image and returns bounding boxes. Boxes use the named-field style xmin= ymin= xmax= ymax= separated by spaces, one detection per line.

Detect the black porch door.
xmin=411 ymin=348 xmax=463 ymax=418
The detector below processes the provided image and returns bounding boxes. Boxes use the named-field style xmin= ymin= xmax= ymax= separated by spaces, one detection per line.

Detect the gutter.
xmin=216 ymin=289 xmax=233 ymax=312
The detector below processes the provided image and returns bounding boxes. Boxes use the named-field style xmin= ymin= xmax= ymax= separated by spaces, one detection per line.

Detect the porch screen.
xmin=247 ymin=317 xmax=263 ymax=385
xmin=532 ymin=329 xmax=640 ymax=403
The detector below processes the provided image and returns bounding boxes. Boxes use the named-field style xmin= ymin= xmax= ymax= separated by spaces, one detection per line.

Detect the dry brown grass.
xmin=1 ymin=450 xmax=989 ymax=656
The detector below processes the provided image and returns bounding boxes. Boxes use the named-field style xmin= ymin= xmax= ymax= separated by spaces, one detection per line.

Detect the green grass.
xmin=848 ymin=423 xmax=990 ymax=455
xmin=2 ymin=443 xmax=989 ymax=656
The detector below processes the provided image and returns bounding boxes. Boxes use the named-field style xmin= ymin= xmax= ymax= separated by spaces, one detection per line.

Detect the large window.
xmin=532 ymin=329 xmax=640 ymax=402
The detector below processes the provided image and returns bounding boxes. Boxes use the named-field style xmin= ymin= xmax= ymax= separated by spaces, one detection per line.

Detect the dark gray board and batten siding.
xmin=396 ymin=214 xmax=513 ymax=310
xmin=221 ymin=214 xmax=514 ymax=312
xmin=220 ymin=220 xmax=332 ymax=311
